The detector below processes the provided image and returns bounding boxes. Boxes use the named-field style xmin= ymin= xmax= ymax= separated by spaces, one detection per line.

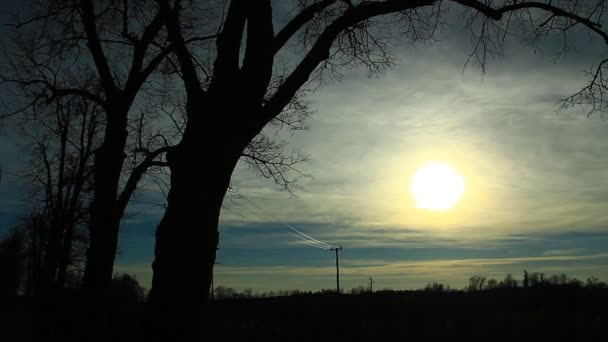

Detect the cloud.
xmin=228 ymin=28 xmax=608 ymax=245
xmin=542 ymin=248 xmax=584 ymax=256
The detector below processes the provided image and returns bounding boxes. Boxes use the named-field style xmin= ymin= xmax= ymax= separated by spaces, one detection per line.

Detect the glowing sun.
xmin=410 ymin=161 xmax=465 ymax=211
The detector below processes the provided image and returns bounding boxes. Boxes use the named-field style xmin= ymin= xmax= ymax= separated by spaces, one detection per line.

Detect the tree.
xmin=18 ymin=95 xmax=100 ymax=295
xmin=528 ymin=272 xmax=546 ymax=287
xmin=424 ymin=282 xmax=446 ymax=292
xmin=523 ymin=270 xmax=530 ymax=288
xmin=467 ymin=275 xmax=486 ymax=291
xmin=109 ymin=273 xmax=145 ymax=307
xmin=0 ymin=0 xmax=175 ymax=333
xmin=500 ymin=273 xmax=517 ymax=288
xmin=486 ymin=278 xmax=498 ymax=290
xmin=1 ymin=0 xmax=307 ymax=316
xmin=586 ymin=277 xmax=607 ymax=288
xmin=147 ymin=0 xmax=608 ymax=339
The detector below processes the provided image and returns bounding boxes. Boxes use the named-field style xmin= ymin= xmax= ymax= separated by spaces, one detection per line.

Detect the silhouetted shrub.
xmin=109 ymin=273 xmax=145 ymax=307
xmin=424 ymin=282 xmax=448 ymax=292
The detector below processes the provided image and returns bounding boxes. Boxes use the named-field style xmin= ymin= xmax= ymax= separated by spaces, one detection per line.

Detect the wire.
xmin=3 ymin=165 xmax=337 ymax=250
xmin=233 ymin=192 xmax=335 ymax=249
xmin=286 ymin=223 xmax=334 ymax=249
xmin=227 ymin=196 xmax=267 ymax=221
xmin=221 ymin=204 xmax=255 ymax=222
xmin=224 ymin=196 xmax=331 ymax=249
xmin=290 ymin=232 xmax=332 ymax=250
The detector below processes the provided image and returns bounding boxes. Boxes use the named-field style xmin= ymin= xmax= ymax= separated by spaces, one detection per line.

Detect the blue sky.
xmin=2 ymin=1 xmax=608 ymax=292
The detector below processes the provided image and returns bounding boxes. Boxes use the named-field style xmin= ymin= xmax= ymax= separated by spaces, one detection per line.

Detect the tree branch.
xmin=451 ymin=0 xmax=608 ymax=44
xmin=211 ymin=0 xmax=247 ymax=87
xmin=79 ymin=0 xmax=119 ymax=99
xmin=159 ymin=0 xmax=206 ymax=104
xmin=117 ymin=145 xmax=173 ymax=217
xmin=273 ymin=0 xmax=338 ymax=54
xmin=240 ymin=1 xmax=275 ymax=104
xmin=263 ymin=0 xmax=435 ymax=124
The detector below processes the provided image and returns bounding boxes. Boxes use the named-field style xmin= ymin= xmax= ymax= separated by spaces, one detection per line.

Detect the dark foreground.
xmin=3 ymin=288 xmax=608 ymax=341
xmin=209 ymin=288 xmax=608 ymax=340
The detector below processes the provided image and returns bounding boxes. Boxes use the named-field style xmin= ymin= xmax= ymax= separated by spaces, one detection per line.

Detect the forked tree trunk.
xmin=146 ymin=137 xmax=241 ymax=341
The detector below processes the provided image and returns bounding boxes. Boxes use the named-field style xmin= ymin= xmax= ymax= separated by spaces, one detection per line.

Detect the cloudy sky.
xmin=2 ymin=1 xmax=608 ymax=292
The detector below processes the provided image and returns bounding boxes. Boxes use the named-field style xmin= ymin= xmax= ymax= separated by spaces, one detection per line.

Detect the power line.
xmin=221 ymin=203 xmax=255 ymax=222
xmin=232 ymin=192 xmax=335 ymax=249
xmin=289 ymin=232 xmax=332 ymax=250
xmin=228 ymin=194 xmax=332 ymax=249
xmin=226 ymin=196 xmax=267 ymax=221
xmin=223 ymin=197 xmax=333 ymax=249
xmin=235 ymin=193 xmax=334 ymax=248
xmin=231 ymin=192 xmax=345 ymax=293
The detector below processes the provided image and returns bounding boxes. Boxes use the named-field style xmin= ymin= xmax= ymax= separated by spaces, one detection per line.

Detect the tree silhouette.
xmin=18 ymin=95 xmax=100 ymax=295
xmin=501 ymin=273 xmax=517 ymax=288
xmin=109 ymin=273 xmax=145 ymax=307
xmin=467 ymin=275 xmax=486 ymax=291
xmin=0 ymin=0 xmax=175 ymax=311
xmin=142 ymin=0 xmax=608 ymax=339
xmin=0 ymin=229 xmax=25 ymax=298
xmin=1 ymin=4 xmax=309 ymax=329
xmin=0 ymin=3 xmax=178 ymax=337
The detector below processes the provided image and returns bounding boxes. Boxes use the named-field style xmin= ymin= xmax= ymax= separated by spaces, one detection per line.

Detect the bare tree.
xmin=17 ymin=95 xmax=101 ymax=295
xmin=144 ymin=0 xmax=608 ymax=339
xmin=0 ymin=0 xmax=174 ymax=325
xmin=1 ymin=2 xmax=311 ymax=339
xmin=467 ymin=275 xmax=487 ymax=291
xmin=2 ymin=90 xmax=102 ymax=340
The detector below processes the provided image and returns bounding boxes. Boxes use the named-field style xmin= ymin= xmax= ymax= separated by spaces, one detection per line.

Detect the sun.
xmin=410 ymin=161 xmax=465 ymax=211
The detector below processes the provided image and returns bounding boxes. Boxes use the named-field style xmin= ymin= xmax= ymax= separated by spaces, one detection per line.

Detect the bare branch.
xmin=117 ymin=145 xmax=173 ymax=217
xmin=273 ymin=0 xmax=338 ymax=54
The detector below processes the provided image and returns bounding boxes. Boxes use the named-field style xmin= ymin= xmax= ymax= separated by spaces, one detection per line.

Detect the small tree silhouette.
xmin=467 ymin=276 xmax=486 ymax=292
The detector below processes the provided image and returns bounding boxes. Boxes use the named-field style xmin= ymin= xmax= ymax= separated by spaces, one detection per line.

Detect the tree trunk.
xmin=146 ymin=139 xmax=241 ymax=341
xmin=81 ymin=104 xmax=128 ymax=295
xmin=56 ymin=218 xmax=75 ymax=289
xmin=38 ymin=219 xmax=62 ymax=294
xmin=80 ymin=124 xmax=128 ymax=340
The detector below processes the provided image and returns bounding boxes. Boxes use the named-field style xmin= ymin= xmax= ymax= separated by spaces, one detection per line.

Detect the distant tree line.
xmin=202 ymin=271 xmax=608 ymax=300
xmin=464 ymin=271 xmax=608 ymax=292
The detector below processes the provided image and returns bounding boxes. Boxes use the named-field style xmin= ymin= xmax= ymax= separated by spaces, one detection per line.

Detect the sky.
xmin=2 ymin=1 xmax=608 ymax=292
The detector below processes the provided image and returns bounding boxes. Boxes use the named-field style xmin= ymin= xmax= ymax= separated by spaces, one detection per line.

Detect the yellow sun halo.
xmin=410 ymin=161 xmax=465 ymax=211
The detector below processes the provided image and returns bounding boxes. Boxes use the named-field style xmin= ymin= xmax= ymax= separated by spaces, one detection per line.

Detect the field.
xmin=208 ymin=289 xmax=608 ymax=340
xmin=2 ymin=287 xmax=607 ymax=341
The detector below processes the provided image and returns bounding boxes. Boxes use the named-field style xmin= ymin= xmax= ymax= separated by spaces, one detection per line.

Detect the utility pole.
xmin=331 ymin=245 xmax=343 ymax=293
xmin=368 ymin=276 xmax=375 ymax=293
